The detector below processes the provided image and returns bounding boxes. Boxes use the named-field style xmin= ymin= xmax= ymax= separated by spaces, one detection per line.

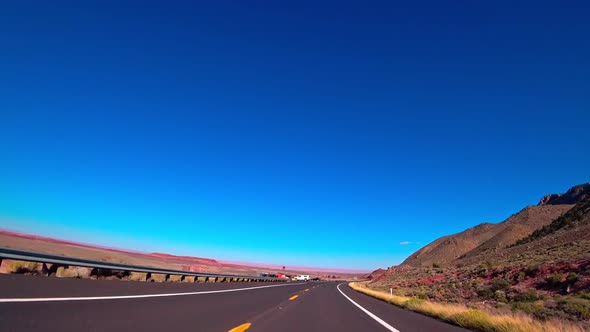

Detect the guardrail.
xmin=0 ymin=247 xmax=285 ymax=282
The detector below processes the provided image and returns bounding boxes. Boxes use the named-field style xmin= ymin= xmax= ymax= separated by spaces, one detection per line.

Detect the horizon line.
xmin=0 ymin=227 xmax=371 ymax=274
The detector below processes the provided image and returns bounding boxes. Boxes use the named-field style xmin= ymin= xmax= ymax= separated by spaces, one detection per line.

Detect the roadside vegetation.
xmin=365 ymin=253 xmax=590 ymax=328
xmin=365 ymin=194 xmax=590 ymax=331
xmin=350 ymin=282 xmax=587 ymax=332
xmin=1 ymin=260 xmax=41 ymax=274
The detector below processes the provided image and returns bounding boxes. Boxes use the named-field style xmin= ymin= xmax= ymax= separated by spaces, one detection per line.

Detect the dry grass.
xmin=168 ymin=274 xmax=183 ymax=282
xmin=55 ymin=266 xmax=91 ymax=278
xmin=1 ymin=260 xmax=41 ymax=274
xmin=127 ymin=272 xmax=148 ymax=281
xmin=349 ymin=282 xmax=588 ymax=332
xmin=150 ymin=273 xmax=167 ymax=282
xmin=182 ymin=276 xmax=196 ymax=283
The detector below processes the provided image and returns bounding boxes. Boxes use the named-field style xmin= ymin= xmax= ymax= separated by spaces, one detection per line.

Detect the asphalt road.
xmin=0 ymin=274 xmax=470 ymax=332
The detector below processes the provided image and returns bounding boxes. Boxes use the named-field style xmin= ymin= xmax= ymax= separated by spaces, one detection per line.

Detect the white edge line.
xmin=337 ymin=283 xmax=400 ymax=332
xmin=0 ymin=282 xmax=301 ymax=303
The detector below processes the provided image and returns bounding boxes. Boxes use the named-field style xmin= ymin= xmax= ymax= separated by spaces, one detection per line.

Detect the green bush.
xmin=477 ymin=288 xmax=494 ymax=299
xmin=566 ymin=272 xmax=579 ymax=285
xmin=490 ymin=279 xmax=511 ymax=291
xmin=557 ymin=297 xmax=590 ymax=320
xmin=546 ymin=273 xmax=564 ymax=288
xmin=532 ymin=307 xmax=554 ymax=321
xmin=514 ymin=289 xmax=539 ymax=302
xmin=494 ymin=290 xmax=507 ymax=303
xmin=512 ymin=301 xmax=535 ymax=314
xmin=477 ymin=268 xmax=488 ymax=277
xmin=525 ymin=265 xmax=541 ymax=277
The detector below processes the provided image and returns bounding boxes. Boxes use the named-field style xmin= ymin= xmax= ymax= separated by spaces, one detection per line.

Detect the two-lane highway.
xmin=0 ymin=275 xmax=470 ymax=331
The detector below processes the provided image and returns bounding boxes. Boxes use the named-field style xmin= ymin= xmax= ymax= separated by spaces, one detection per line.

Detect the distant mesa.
xmin=148 ymin=252 xmax=218 ymax=265
xmin=0 ymin=229 xmax=366 ymax=275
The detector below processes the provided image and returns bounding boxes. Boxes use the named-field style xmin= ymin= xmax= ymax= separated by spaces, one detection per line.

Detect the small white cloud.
xmin=400 ymin=241 xmax=419 ymax=245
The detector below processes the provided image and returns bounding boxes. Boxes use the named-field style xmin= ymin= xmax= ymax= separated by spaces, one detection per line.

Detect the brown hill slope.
xmin=515 ymin=193 xmax=590 ymax=246
xmin=456 ymin=195 xmax=590 ymax=267
xmin=401 ymin=184 xmax=589 ymax=267
xmin=370 ymin=194 xmax=590 ymax=326
xmin=402 ymin=205 xmax=572 ymax=267
xmin=402 ymin=223 xmax=497 ymax=267
xmin=459 ymin=204 xmax=573 ymax=260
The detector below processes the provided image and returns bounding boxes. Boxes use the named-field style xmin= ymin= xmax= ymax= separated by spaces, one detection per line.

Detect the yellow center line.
xmin=289 ymin=295 xmax=299 ymax=300
xmin=304 ymin=289 xmax=310 ymax=292
xmin=228 ymin=323 xmax=251 ymax=332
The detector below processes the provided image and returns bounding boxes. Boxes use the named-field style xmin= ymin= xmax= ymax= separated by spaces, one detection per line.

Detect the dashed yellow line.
xmin=304 ymin=289 xmax=310 ymax=292
xmin=228 ymin=323 xmax=251 ymax=332
xmin=289 ymin=295 xmax=299 ymax=300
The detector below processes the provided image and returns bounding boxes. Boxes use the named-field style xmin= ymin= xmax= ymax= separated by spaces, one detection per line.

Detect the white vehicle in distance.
xmin=294 ymin=275 xmax=310 ymax=281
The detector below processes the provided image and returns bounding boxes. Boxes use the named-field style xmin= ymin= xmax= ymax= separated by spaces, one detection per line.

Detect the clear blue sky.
xmin=1 ymin=1 xmax=589 ymax=271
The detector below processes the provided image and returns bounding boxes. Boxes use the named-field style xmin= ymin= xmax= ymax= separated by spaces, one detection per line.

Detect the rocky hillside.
xmin=539 ymin=183 xmax=590 ymax=206
xmin=371 ymin=184 xmax=590 ymax=326
xmin=402 ymin=183 xmax=589 ymax=268
xmin=460 ymin=205 xmax=574 ymax=260
xmin=402 ymin=222 xmax=498 ymax=267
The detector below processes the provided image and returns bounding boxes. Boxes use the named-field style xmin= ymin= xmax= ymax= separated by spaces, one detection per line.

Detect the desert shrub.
xmin=525 ymin=265 xmax=541 ymax=277
xmin=494 ymin=290 xmax=507 ymax=303
xmin=516 ymin=271 xmax=526 ymax=282
xmin=416 ymin=292 xmax=428 ymax=300
xmin=477 ymin=287 xmax=494 ymax=299
xmin=477 ymin=266 xmax=488 ymax=277
xmin=514 ymin=289 xmax=539 ymax=302
xmin=7 ymin=261 xmax=40 ymax=274
xmin=546 ymin=273 xmax=564 ymax=287
xmin=578 ymin=292 xmax=590 ymax=300
xmin=557 ymin=297 xmax=590 ymax=320
xmin=426 ymin=290 xmax=437 ymax=299
xmin=566 ymin=272 xmax=579 ymax=285
xmin=350 ymin=282 xmax=586 ymax=332
xmin=490 ymin=279 xmax=511 ymax=292
xmin=512 ymin=301 xmax=535 ymax=314
xmin=532 ymin=307 xmax=555 ymax=321
xmin=432 ymin=263 xmax=441 ymax=269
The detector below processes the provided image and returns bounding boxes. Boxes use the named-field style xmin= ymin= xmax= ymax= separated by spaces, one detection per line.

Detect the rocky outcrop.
xmin=538 ymin=183 xmax=590 ymax=206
